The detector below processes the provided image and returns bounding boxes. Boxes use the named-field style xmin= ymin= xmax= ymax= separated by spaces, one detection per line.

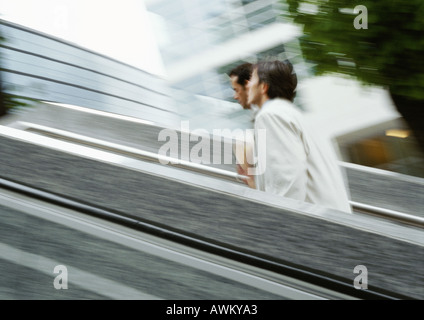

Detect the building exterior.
xmin=145 ymin=0 xmax=307 ymax=130
xmin=0 ymin=19 xmax=180 ymax=128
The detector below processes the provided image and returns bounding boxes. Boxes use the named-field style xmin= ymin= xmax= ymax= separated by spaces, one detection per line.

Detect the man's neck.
xmin=258 ymin=96 xmax=270 ymax=108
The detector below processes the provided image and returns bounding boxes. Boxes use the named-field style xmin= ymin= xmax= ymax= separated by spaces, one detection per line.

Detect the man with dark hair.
xmin=244 ymin=60 xmax=352 ymax=213
xmin=229 ymin=63 xmax=253 ymax=110
xmin=229 ymin=62 xmax=258 ymax=183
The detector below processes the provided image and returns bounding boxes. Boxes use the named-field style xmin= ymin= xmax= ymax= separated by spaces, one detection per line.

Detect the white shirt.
xmin=250 ymin=104 xmax=260 ymax=123
xmin=253 ymin=98 xmax=352 ymax=213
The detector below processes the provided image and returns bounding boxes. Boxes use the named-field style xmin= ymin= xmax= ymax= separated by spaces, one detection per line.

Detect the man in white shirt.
xmin=241 ymin=60 xmax=352 ymax=213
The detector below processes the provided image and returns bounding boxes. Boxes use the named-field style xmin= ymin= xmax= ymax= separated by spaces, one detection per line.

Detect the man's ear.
xmin=261 ymin=82 xmax=269 ymax=95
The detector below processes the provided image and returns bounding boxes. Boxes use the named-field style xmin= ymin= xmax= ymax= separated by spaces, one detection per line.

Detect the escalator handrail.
xmin=2 ymin=122 xmax=423 ymax=228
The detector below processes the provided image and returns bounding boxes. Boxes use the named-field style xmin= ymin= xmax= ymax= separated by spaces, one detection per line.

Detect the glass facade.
xmin=0 ymin=20 xmax=180 ymax=127
xmin=145 ymin=0 xmax=307 ymax=130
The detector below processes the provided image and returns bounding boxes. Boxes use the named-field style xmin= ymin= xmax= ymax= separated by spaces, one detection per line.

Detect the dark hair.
xmin=229 ymin=63 xmax=253 ymax=86
xmin=255 ymin=60 xmax=297 ymax=102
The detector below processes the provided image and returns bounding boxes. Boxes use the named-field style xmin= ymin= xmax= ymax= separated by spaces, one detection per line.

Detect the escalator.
xmin=1 ymin=123 xmax=423 ymax=300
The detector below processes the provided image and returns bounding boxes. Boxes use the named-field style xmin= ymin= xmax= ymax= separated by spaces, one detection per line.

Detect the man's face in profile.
xmin=230 ymin=75 xmax=250 ymax=109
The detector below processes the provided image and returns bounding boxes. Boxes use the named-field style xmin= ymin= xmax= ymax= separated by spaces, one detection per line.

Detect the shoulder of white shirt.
xmin=255 ymin=98 xmax=297 ymax=118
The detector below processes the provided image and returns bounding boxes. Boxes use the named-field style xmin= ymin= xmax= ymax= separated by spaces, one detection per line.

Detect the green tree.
xmin=285 ymin=0 xmax=424 ymax=151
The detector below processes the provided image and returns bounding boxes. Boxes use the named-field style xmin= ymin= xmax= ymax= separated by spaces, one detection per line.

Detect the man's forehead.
xmin=230 ymin=76 xmax=244 ymax=88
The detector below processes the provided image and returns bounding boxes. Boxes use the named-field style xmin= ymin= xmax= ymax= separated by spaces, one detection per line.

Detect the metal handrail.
xmin=339 ymin=161 xmax=424 ymax=186
xmin=3 ymin=122 xmax=423 ymax=228
xmin=350 ymin=201 xmax=424 ymax=227
xmin=12 ymin=122 xmax=247 ymax=183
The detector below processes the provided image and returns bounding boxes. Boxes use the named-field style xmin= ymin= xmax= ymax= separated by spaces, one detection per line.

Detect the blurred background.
xmin=0 ymin=0 xmax=423 ymax=300
xmin=1 ymin=0 xmax=423 ymax=178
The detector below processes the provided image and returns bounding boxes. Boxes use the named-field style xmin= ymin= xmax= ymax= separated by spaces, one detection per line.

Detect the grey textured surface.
xmin=345 ymin=166 xmax=424 ymax=217
xmin=0 ymin=204 xmax=283 ymax=300
xmin=0 ymin=135 xmax=423 ymax=299
xmin=1 ymin=102 xmax=237 ymax=173
xmin=4 ymin=102 xmax=423 ymax=220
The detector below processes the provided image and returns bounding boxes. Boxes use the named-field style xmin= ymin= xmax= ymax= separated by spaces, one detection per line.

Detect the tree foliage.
xmin=285 ymin=0 xmax=424 ymax=151
xmin=285 ymin=0 xmax=424 ymax=100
